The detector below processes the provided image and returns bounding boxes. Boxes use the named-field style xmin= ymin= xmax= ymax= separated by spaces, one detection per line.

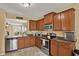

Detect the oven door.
xmin=40 ymin=39 xmax=49 ymax=55
xmin=41 ymin=39 xmax=49 ymax=50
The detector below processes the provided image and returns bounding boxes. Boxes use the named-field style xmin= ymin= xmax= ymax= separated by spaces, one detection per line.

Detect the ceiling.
xmin=0 ymin=3 xmax=72 ymax=20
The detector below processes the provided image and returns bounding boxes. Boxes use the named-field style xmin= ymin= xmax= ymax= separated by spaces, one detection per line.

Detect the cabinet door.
xmin=24 ymin=37 xmax=30 ymax=48
xmin=44 ymin=12 xmax=55 ymax=24
xmin=61 ymin=9 xmax=75 ymax=31
xmin=30 ymin=37 xmax=35 ymax=46
xmin=37 ymin=38 xmax=41 ymax=48
xmin=50 ymin=40 xmax=58 ymax=56
xmin=35 ymin=38 xmax=38 ymax=46
xmin=18 ymin=37 xmax=25 ymax=49
xmin=59 ymin=45 xmax=72 ymax=56
xmin=59 ymin=42 xmax=74 ymax=56
xmin=54 ymin=13 xmax=62 ymax=31
xmin=29 ymin=20 xmax=37 ymax=30
xmin=35 ymin=37 xmax=41 ymax=48
xmin=37 ymin=19 xmax=44 ymax=31
xmin=36 ymin=20 xmax=40 ymax=30
xmin=44 ymin=15 xmax=49 ymax=24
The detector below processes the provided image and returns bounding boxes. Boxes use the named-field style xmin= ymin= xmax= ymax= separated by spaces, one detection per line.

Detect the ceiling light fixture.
xmin=22 ymin=3 xmax=31 ymax=8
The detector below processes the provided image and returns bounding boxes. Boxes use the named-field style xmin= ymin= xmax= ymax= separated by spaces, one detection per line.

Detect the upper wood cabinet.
xmin=54 ymin=8 xmax=75 ymax=31
xmin=54 ymin=13 xmax=62 ymax=31
xmin=37 ymin=18 xmax=44 ymax=31
xmin=61 ymin=8 xmax=75 ymax=31
xmin=29 ymin=8 xmax=75 ymax=31
xmin=29 ymin=20 xmax=37 ymax=31
xmin=44 ymin=12 xmax=56 ymax=24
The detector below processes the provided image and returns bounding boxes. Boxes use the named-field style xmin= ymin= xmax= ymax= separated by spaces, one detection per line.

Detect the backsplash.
xmin=27 ymin=31 xmax=64 ymax=37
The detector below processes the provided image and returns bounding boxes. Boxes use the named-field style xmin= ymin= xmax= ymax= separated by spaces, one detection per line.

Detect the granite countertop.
xmin=5 ymin=35 xmax=29 ymax=39
xmin=5 ymin=34 xmax=34 ymax=39
xmin=51 ymin=36 xmax=76 ymax=42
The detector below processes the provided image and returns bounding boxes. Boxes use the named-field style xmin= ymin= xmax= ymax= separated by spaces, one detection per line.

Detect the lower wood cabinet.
xmin=35 ymin=37 xmax=42 ymax=48
xmin=18 ymin=36 xmax=36 ymax=49
xmin=59 ymin=45 xmax=72 ymax=56
xmin=29 ymin=36 xmax=35 ymax=46
xmin=24 ymin=37 xmax=30 ymax=48
xmin=50 ymin=40 xmax=58 ymax=56
xmin=18 ymin=37 xmax=25 ymax=49
xmin=50 ymin=39 xmax=75 ymax=56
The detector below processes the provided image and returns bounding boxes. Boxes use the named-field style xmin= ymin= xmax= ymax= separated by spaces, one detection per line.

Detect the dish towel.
xmin=42 ymin=39 xmax=45 ymax=46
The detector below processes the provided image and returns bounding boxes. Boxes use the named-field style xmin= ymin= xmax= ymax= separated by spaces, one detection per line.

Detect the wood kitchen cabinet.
xmin=50 ymin=39 xmax=75 ymax=56
xmin=59 ymin=43 xmax=72 ymax=56
xmin=18 ymin=36 xmax=36 ymax=49
xmin=35 ymin=37 xmax=42 ymax=48
xmin=29 ymin=36 xmax=35 ymax=46
xmin=24 ymin=37 xmax=30 ymax=48
xmin=54 ymin=13 xmax=62 ymax=31
xmin=44 ymin=12 xmax=55 ymax=24
xmin=61 ymin=8 xmax=75 ymax=31
xmin=50 ymin=40 xmax=58 ymax=56
xmin=29 ymin=20 xmax=37 ymax=31
xmin=18 ymin=37 xmax=25 ymax=49
xmin=54 ymin=8 xmax=75 ymax=31
xmin=37 ymin=18 xmax=44 ymax=31
xmin=36 ymin=20 xmax=40 ymax=31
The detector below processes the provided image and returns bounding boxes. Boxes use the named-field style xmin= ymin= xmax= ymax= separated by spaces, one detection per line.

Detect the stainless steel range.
xmin=40 ymin=38 xmax=49 ymax=55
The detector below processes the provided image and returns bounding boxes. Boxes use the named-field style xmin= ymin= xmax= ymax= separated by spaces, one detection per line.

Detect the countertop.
xmin=50 ymin=36 xmax=76 ymax=42
xmin=5 ymin=34 xmax=34 ymax=40
xmin=5 ymin=34 xmax=76 ymax=42
xmin=5 ymin=36 xmax=27 ymax=40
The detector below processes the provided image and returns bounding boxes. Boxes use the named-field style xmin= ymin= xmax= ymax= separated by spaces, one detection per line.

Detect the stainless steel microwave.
xmin=44 ymin=24 xmax=53 ymax=30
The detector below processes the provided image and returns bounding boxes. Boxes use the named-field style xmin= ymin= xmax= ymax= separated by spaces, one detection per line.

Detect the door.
xmin=50 ymin=40 xmax=58 ymax=56
xmin=61 ymin=8 xmax=75 ymax=31
xmin=59 ymin=41 xmax=75 ymax=56
xmin=44 ymin=12 xmax=55 ymax=24
xmin=29 ymin=20 xmax=37 ymax=30
xmin=59 ymin=43 xmax=72 ymax=56
xmin=39 ymin=19 xmax=44 ymax=31
xmin=35 ymin=37 xmax=41 ymax=47
xmin=24 ymin=37 xmax=30 ymax=48
xmin=54 ymin=13 xmax=62 ymax=31
xmin=30 ymin=36 xmax=35 ymax=46
xmin=18 ymin=37 xmax=25 ymax=49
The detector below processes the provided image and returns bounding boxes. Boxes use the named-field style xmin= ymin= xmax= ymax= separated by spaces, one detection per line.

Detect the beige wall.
xmin=6 ymin=12 xmax=28 ymax=20
xmin=0 ymin=9 xmax=6 ymax=55
xmin=72 ymin=4 xmax=79 ymax=49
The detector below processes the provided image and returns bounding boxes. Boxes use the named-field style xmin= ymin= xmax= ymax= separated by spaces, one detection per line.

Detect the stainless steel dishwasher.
xmin=5 ymin=38 xmax=18 ymax=51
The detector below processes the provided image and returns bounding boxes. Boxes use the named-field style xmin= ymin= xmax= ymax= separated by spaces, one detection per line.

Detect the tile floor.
xmin=5 ymin=46 xmax=48 ymax=56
